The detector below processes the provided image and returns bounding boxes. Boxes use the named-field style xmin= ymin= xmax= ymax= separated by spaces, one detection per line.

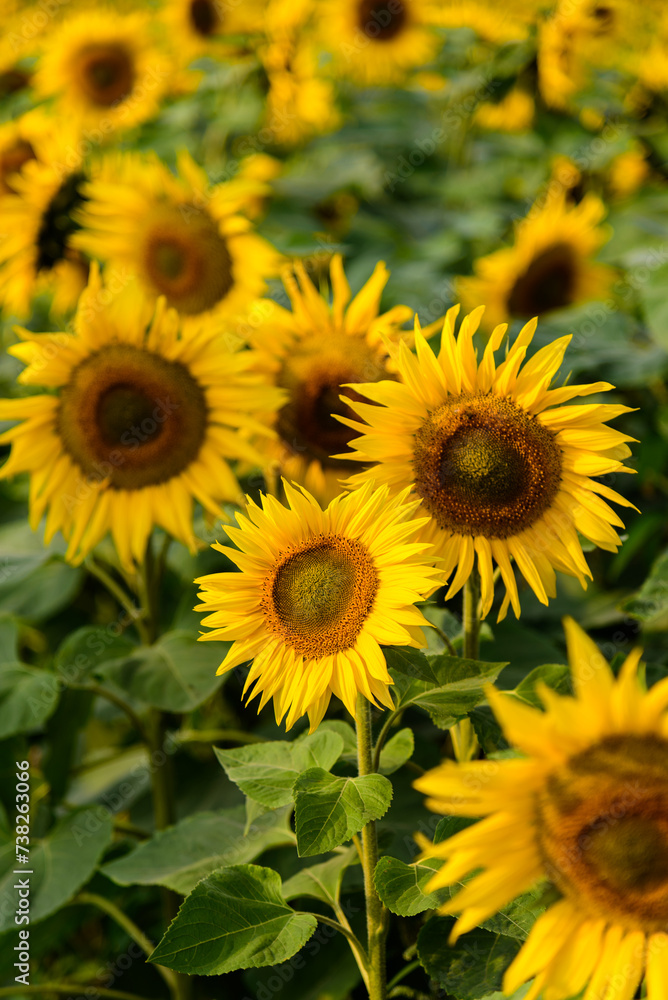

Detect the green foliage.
xmin=149 ymin=865 xmax=318 ymax=974
xmin=282 ymin=846 xmax=359 ymax=906
xmin=293 ymin=768 xmax=393 ymax=857
xmin=102 ymin=806 xmax=295 ymax=894
xmin=620 ymin=547 xmax=668 ymax=630
xmin=377 ymin=727 xmax=414 ymax=774
xmin=214 ymin=730 xmax=344 ymax=808
xmin=374 ymin=856 xmax=449 ymax=916
xmin=417 ymin=917 xmax=522 ymax=998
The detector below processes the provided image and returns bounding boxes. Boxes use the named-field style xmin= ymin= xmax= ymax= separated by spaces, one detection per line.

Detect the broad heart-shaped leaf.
xmin=294 ymin=768 xmax=393 ymax=857
xmin=97 ymin=630 xmax=229 ymax=712
xmin=101 ymin=806 xmax=294 ymax=895
xmin=374 ymin=856 xmax=450 ymax=916
xmin=55 ymin=626 xmax=135 ymax=684
xmin=378 ymin=727 xmax=414 ymax=775
xmin=417 ymin=915 xmax=521 ymax=999
xmin=214 ymin=730 xmax=344 ymax=808
xmin=510 ymin=663 xmax=570 ymax=707
xmin=385 ymin=649 xmax=507 ymax=729
xmin=0 ymin=663 xmax=60 ymax=738
xmin=620 ymin=547 xmax=668 ymax=630
xmin=282 ymin=846 xmax=359 ymax=906
xmin=0 ymin=807 xmax=113 ymax=932
xmin=149 ymin=864 xmax=317 ymax=975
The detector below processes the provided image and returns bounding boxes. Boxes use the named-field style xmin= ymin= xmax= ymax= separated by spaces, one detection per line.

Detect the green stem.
xmin=0 ymin=986 xmax=150 ymax=1000
xmin=85 ymin=558 xmax=151 ymax=645
xmin=71 ymin=893 xmax=178 ymax=997
xmin=451 ymin=567 xmax=481 ymax=763
xmin=356 ymin=694 xmax=388 ymax=1000
xmin=387 ymin=959 xmax=421 ymax=991
xmin=147 ymin=709 xmax=177 ymax=832
xmin=371 ymin=708 xmax=402 ymax=774
xmin=431 ymin=623 xmax=457 ymax=657
xmin=310 ymin=913 xmax=369 ymax=967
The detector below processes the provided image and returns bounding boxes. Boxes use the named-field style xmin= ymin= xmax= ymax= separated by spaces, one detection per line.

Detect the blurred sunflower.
xmin=457 ymin=191 xmax=616 ymax=331
xmin=260 ymin=36 xmax=341 ymax=145
xmin=33 ymin=9 xmax=172 ymax=136
xmin=250 ymin=254 xmax=418 ymax=503
xmin=415 ymin=617 xmax=668 ymax=1000
xmin=0 ymin=109 xmax=52 ymax=195
xmin=474 ymin=88 xmax=534 ymax=133
xmin=73 ymin=150 xmax=281 ymax=332
xmin=0 ymin=130 xmax=89 ymax=317
xmin=161 ymin=0 xmax=263 ymax=63
xmin=195 ymin=480 xmax=442 ymax=731
xmin=430 ymin=0 xmax=538 ymax=43
xmin=318 ymin=0 xmax=442 ymax=85
xmin=344 ymin=305 xmax=636 ymax=619
xmin=0 ymin=265 xmax=285 ymax=569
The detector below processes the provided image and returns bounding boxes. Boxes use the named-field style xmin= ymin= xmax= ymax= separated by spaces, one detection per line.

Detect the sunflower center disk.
xmin=538 ymin=734 xmax=668 ymax=931
xmin=190 ymin=0 xmax=220 ymax=36
xmin=413 ymin=393 xmax=562 ymax=539
xmin=77 ymin=43 xmax=136 ymax=107
xmin=277 ymin=339 xmax=390 ymax=469
xmin=357 ymin=0 xmax=408 ymax=40
xmin=507 ymin=241 xmax=577 ymax=317
xmin=263 ymin=536 xmax=378 ymax=658
xmin=57 ymin=343 xmax=208 ymax=490
xmin=36 ymin=172 xmax=87 ymax=272
xmin=142 ymin=206 xmax=234 ymax=315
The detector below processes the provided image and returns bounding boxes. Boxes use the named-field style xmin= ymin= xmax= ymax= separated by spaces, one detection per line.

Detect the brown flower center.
xmin=276 ymin=336 xmax=391 ymax=470
xmin=507 ymin=242 xmax=578 ymax=318
xmin=357 ymin=0 xmax=408 ymax=40
xmin=142 ymin=205 xmax=234 ymax=315
xmin=190 ymin=0 xmax=221 ymax=36
xmin=36 ymin=172 xmax=87 ymax=273
xmin=76 ymin=43 xmax=136 ymax=107
xmin=412 ymin=393 xmax=562 ymax=539
xmin=538 ymin=734 xmax=668 ymax=931
xmin=261 ymin=535 xmax=378 ymax=658
xmin=57 ymin=342 xmax=208 ymax=490
xmin=0 ymin=139 xmax=34 ymax=194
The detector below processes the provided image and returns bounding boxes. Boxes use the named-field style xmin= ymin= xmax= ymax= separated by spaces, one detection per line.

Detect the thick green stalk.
xmin=356 ymin=694 xmax=388 ymax=1000
xmin=451 ymin=567 xmax=481 ymax=763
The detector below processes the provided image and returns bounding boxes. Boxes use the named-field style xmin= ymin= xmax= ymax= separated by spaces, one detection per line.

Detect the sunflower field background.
xmin=1 ymin=1 xmax=668 ymax=999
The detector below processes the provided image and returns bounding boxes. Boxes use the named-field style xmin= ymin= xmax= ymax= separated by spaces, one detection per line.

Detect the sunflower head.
xmin=415 ymin=617 xmax=668 ymax=1000
xmin=0 ymin=265 xmax=285 ymax=569
xmin=344 ymin=304 xmax=637 ymax=619
xmin=195 ymin=479 xmax=442 ymax=731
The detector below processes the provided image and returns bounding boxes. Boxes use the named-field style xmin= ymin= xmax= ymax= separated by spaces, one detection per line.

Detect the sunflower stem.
xmin=356 ymin=694 xmax=388 ymax=1000
xmin=451 ymin=567 xmax=481 ymax=763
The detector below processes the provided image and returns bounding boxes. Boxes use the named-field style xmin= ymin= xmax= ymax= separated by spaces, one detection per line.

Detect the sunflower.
xmin=317 ymin=0 xmax=442 ymax=85
xmin=0 ymin=108 xmax=53 ymax=196
xmin=73 ymin=150 xmax=281 ymax=332
xmin=415 ymin=617 xmax=668 ymax=1000
xmin=430 ymin=0 xmax=539 ymax=43
xmin=260 ymin=36 xmax=342 ymax=145
xmin=161 ymin=0 xmax=264 ymax=63
xmin=0 ymin=129 xmax=89 ymax=318
xmin=33 ymin=9 xmax=173 ymax=137
xmin=250 ymin=254 xmax=419 ymax=503
xmin=473 ymin=88 xmax=534 ymax=133
xmin=457 ymin=191 xmax=616 ymax=332
xmin=343 ymin=305 xmax=636 ymax=619
xmin=195 ymin=480 xmax=442 ymax=731
xmin=0 ymin=265 xmax=285 ymax=570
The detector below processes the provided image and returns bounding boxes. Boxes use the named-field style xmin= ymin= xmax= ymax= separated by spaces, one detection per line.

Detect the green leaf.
xmin=282 ymin=846 xmax=358 ymax=906
xmin=214 ymin=730 xmax=344 ymax=808
xmin=378 ymin=727 xmax=414 ymax=775
xmin=149 ymin=864 xmax=318 ymax=974
xmin=620 ymin=548 xmax=668 ymax=630
xmin=417 ymin=916 xmax=521 ymax=998
xmin=98 ymin=629 xmax=229 ymax=712
xmin=0 ymin=561 xmax=84 ymax=622
xmin=293 ymin=768 xmax=392 ymax=857
xmin=639 ymin=261 xmax=668 ymax=350
xmin=0 ymin=664 xmax=60 ymax=738
xmin=374 ymin=856 xmax=449 ymax=916
xmin=54 ymin=626 xmax=135 ymax=684
xmin=0 ymin=615 xmax=19 ymax=661
xmin=0 ymin=807 xmax=113 ymax=932
xmin=386 ymin=649 xmax=507 ymax=729
xmin=510 ymin=663 xmax=570 ymax=707
xmin=318 ymin=719 xmax=357 ymax=760
xmin=102 ymin=806 xmax=294 ymax=895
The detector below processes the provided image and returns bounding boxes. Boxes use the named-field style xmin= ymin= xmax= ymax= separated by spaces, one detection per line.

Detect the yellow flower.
xmin=0 ymin=129 xmax=89 ymax=318
xmin=0 ymin=108 xmax=53 ymax=196
xmin=474 ymin=88 xmax=534 ymax=133
xmin=160 ymin=0 xmax=263 ymax=62
xmin=430 ymin=0 xmax=539 ymax=43
xmin=607 ymin=148 xmax=650 ymax=200
xmin=250 ymin=254 xmax=417 ymax=504
xmin=457 ymin=190 xmax=616 ymax=331
xmin=260 ymin=36 xmax=341 ymax=145
xmin=0 ymin=265 xmax=285 ymax=569
xmin=73 ymin=150 xmax=281 ymax=333
xmin=344 ymin=305 xmax=636 ymax=619
xmin=195 ymin=480 xmax=442 ymax=731
xmin=317 ymin=0 xmax=442 ymax=85
xmin=415 ymin=617 xmax=668 ymax=1000
xmin=33 ymin=9 xmax=173 ymax=137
